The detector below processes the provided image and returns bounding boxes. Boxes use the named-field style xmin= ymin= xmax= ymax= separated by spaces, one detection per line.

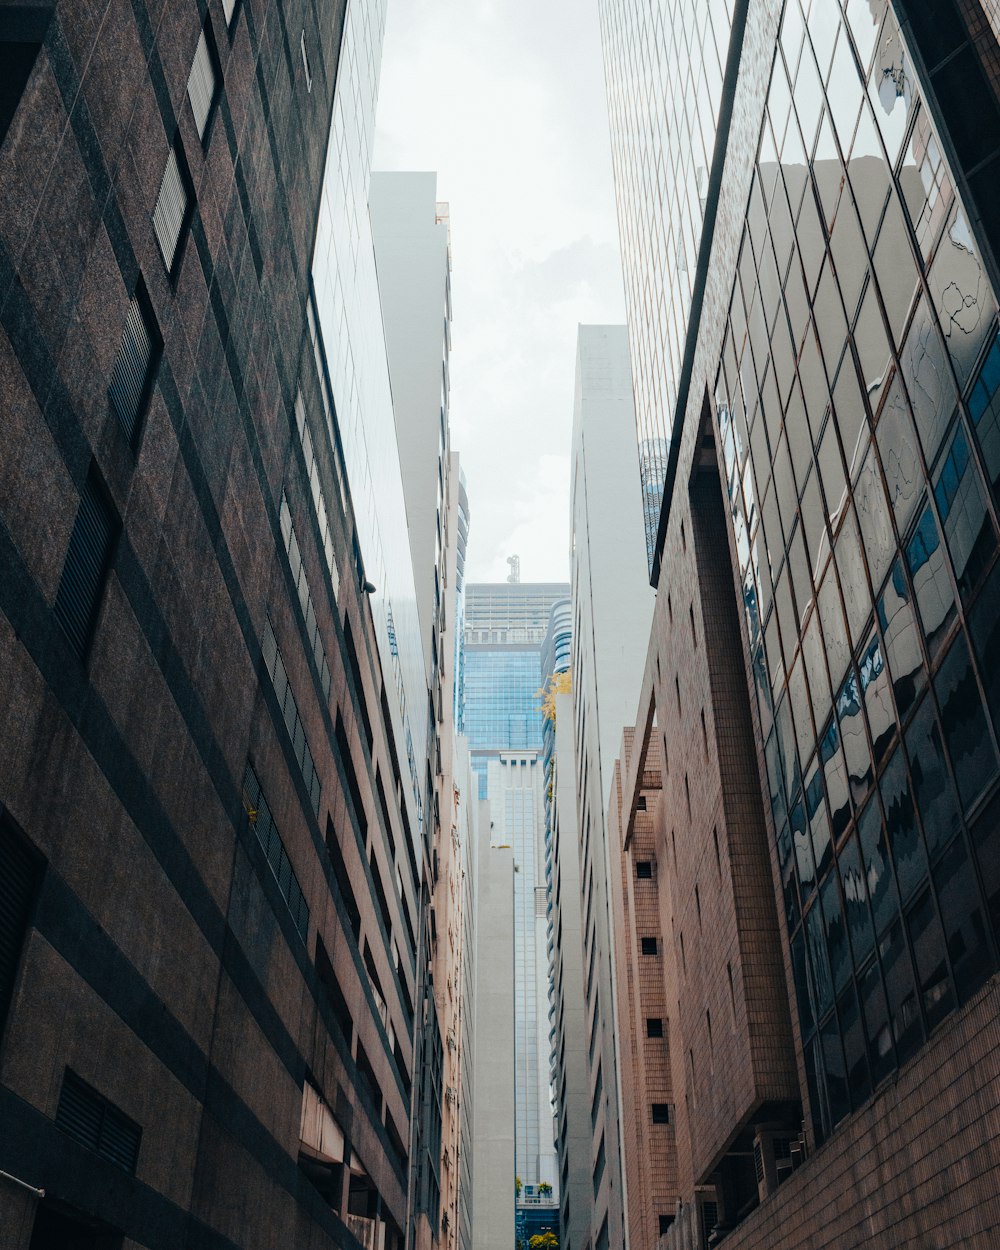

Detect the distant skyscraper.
xmin=463 ymin=583 xmax=569 ymax=1201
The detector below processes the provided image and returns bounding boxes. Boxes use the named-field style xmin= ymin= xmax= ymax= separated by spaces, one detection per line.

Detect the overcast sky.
xmin=373 ymin=0 xmax=625 ymax=584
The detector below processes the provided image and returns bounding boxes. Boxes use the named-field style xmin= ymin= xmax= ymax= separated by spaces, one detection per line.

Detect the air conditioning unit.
xmin=752 ymin=1129 xmax=797 ymax=1202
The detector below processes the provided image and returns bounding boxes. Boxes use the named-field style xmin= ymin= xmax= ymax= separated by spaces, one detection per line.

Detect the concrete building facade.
xmin=601 ymin=0 xmax=1000 ymax=1246
xmin=565 ymin=326 xmax=656 ymax=1250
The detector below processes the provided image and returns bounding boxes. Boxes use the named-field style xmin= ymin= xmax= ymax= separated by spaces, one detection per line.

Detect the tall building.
xmin=564 ymin=326 xmax=656 ymax=1250
xmin=0 ymin=6 xmax=429 ymax=1250
xmin=463 ymin=583 xmax=568 ymax=1207
xmin=600 ymin=0 xmax=1000 ymax=1246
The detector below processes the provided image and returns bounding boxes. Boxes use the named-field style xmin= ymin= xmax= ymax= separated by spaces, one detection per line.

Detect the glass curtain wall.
xmin=714 ymin=0 xmax=1000 ymax=1145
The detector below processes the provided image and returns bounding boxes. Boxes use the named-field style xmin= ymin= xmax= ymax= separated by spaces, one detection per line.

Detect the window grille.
xmin=54 ymin=474 xmax=117 ymax=658
xmin=187 ymin=29 xmax=217 ymax=140
xmin=152 ymin=141 xmax=190 ymax=273
xmin=108 ymin=292 xmax=158 ymax=443
xmin=55 ymin=1070 xmax=142 ymax=1174
xmin=0 ymin=821 xmax=42 ymax=1036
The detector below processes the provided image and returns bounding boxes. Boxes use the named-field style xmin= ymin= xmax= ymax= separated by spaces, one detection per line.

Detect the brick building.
xmin=0 ymin=3 xmax=435 ymax=1248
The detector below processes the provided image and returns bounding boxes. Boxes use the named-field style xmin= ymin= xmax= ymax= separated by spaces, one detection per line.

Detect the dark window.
xmin=186 ymin=25 xmax=219 ymax=141
xmin=934 ymin=630 xmax=998 ymax=811
xmin=932 ymin=835 xmax=992 ymax=1003
xmin=0 ymin=818 xmax=43 ymax=1037
xmin=592 ymin=1132 xmax=606 ymax=1196
xmin=108 ymin=289 xmax=161 ymax=444
xmin=29 ymin=1203 xmax=122 ymax=1250
xmin=344 ymin=620 xmax=374 ymax=750
xmin=636 ymin=860 xmax=652 ymax=879
xmin=152 ymin=138 xmax=192 ymax=274
xmin=0 ymin=10 xmax=52 ymax=150
xmin=242 ymin=765 xmax=310 ymax=940
xmin=54 ymin=472 xmax=118 ymax=659
xmin=55 ymin=1070 xmax=141 ymax=1174
xmin=659 ymin=1215 xmax=675 ymax=1236
xmin=335 ymin=711 xmax=368 ymax=841
xmin=905 ymin=887 xmax=955 ymax=1031
xmin=315 ymin=935 xmax=354 ymax=1047
xmin=651 ymin=1102 xmax=671 ymax=1124
xmin=646 ymin=1017 xmax=663 ymax=1038
xmin=640 ymin=936 xmax=657 ymax=956
xmin=325 ymin=817 xmax=360 ymax=940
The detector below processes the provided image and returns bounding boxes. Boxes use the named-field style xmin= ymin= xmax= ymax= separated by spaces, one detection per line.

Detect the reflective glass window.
xmin=835 ymin=506 xmax=870 ymax=647
xmin=876 ymin=558 xmax=925 ymax=720
xmin=820 ymin=715 xmax=852 ymax=839
xmin=868 ymin=10 xmax=917 ymax=164
xmin=881 ymin=746 xmax=926 ymax=903
xmin=820 ymin=1009 xmax=850 ymax=1128
xmin=839 ymin=831 xmax=875 ymax=966
xmin=926 ymin=203 xmax=997 ymax=391
xmin=859 ymin=631 xmax=895 ymax=762
xmin=967 ymin=330 xmax=1000 ymax=493
xmin=968 ymin=561 xmax=1000 ymax=738
xmin=821 ymin=870 xmax=851 ymax=994
xmin=814 ymin=112 xmax=844 ymax=229
xmin=933 ymin=629 xmax=998 ymax=811
xmin=792 ymin=793 xmax=817 ymax=902
xmin=829 ymin=199 xmax=868 ymax=322
xmin=901 ymin=294 xmax=956 ymax=463
xmin=878 ymin=917 xmax=922 ymax=1063
xmin=848 ymin=105 xmax=890 ymax=247
xmin=932 ymin=835 xmax=993 ymax=1003
xmin=837 ymin=667 xmax=873 ymax=804
xmin=779 ymin=820 xmax=801 ymax=931
xmin=855 ymin=440 xmax=894 ymax=590
xmin=766 ymin=728 xmax=787 ymax=828
xmin=832 ymin=357 xmax=868 ymax=487
xmin=933 ymin=422 xmax=995 ymax=600
xmin=858 ymin=793 xmax=898 ymax=935
xmin=876 ymin=377 xmax=923 ymax=535
xmin=970 ymin=791 xmax=1000 ymax=944
xmin=802 ymin=605 xmax=832 ymax=734
xmin=791 ymin=927 xmax=815 ymax=1037
xmin=872 ymin=193 xmax=918 ymax=351
xmin=854 ymin=284 xmax=892 ymax=414
xmin=806 ymin=900 xmax=834 ymax=1019
xmin=899 ymin=106 xmax=954 ymax=263
xmin=858 ymin=956 xmax=894 ymax=1085
xmin=805 ymin=755 xmax=831 ymax=880
xmin=905 ymin=502 xmax=955 ymax=657
xmin=905 ymin=695 xmax=961 ymax=860
xmin=838 ymin=983 xmax=871 ymax=1108
xmin=818 ymin=413 xmax=849 ymax=532
xmin=905 ymin=887 xmax=954 ymax=1032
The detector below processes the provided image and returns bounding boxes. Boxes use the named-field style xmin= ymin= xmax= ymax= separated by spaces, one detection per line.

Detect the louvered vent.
xmin=55 ymin=1070 xmax=142 ymax=1174
xmin=187 ymin=29 xmax=217 ymax=139
xmin=152 ymin=143 xmax=190 ymax=273
xmin=0 ymin=822 xmax=41 ymax=1035
xmin=108 ymin=294 xmax=158 ymax=443
xmin=54 ymin=475 xmax=117 ymax=658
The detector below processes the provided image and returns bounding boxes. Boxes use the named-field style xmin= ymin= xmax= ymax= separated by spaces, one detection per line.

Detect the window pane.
xmin=820 ymin=715 xmax=852 ymax=838
xmin=855 ymin=440 xmax=894 ymax=590
xmin=932 ymin=835 xmax=993 ymax=1003
xmin=878 ymin=918 xmax=923 ymax=1063
xmin=859 ymin=957 xmax=895 ymax=1085
xmin=837 ymin=668 xmax=873 ymax=804
xmin=858 ymin=793 xmax=898 ymax=935
xmin=876 ymin=558 xmax=925 ymax=720
xmin=805 ymin=756 xmax=832 ymax=881
xmin=838 ymin=984 xmax=871 ymax=1108
xmin=926 ymin=203 xmax=997 ymax=391
xmin=968 ymin=561 xmax=1000 ymax=739
xmin=779 ymin=821 xmax=801 ymax=931
xmin=839 ymin=832 xmax=875 ymax=966
xmin=820 ymin=1010 xmax=850 ymax=1128
xmin=791 ymin=795 xmax=816 ymax=902
xmin=970 ymin=791 xmax=1000 ymax=943
xmin=933 ymin=422 xmax=995 ymax=600
xmin=905 ymin=888 xmax=955 ymax=1031
xmin=933 ymin=629 xmax=998 ymax=810
xmin=905 ymin=695 xmax=962 ymax=860
xmin=881 ymin=746 xmax=926 ymax=902
xmin=900 ymin=295 xmax=956 ymax=465
xmin=791 ymin=928 xmax=816 ymax=1037
xmin=906 ymin=501 xmax=955 ymax=657
xmin=806 ymin=901 xmax=834 ymax=1018
xmin=968 ymin=331 xmax=1000 ymax=494
xmin=876 ymin=376 xmax=922 ymax=535
xmin=859 ymin=631 xmax=895 ymax=762
xmin=821 ymin=870 xmax=851 ymax=993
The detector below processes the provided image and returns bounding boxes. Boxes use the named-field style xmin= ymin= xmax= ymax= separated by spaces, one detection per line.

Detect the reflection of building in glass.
xmin=599 ymin=0 xmax=735 ymax=582
xmin=602 ymin=0 xmax=1000 ymax=1247
xmin=639 ymin=438 xmax=669 ymax=573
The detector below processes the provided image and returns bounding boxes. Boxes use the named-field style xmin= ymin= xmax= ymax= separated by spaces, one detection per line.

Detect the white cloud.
xmin=374 ymin=0 xmax=625 ymax=582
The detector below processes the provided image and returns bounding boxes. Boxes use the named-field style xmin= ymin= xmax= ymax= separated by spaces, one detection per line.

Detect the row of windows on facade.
xmin=709 ymin=0 xmax=1000 ymax=1147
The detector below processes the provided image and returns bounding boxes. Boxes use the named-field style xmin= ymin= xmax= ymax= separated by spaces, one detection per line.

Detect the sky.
xmin=373 ymin=0 xmax=626 ymax=584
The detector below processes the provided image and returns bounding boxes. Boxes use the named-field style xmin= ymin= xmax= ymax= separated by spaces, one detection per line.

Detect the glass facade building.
xmin=600 ymin=0 xmax=737 ymax=576
xmin=712 ymin=0 xmax=1000 ymax=1147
